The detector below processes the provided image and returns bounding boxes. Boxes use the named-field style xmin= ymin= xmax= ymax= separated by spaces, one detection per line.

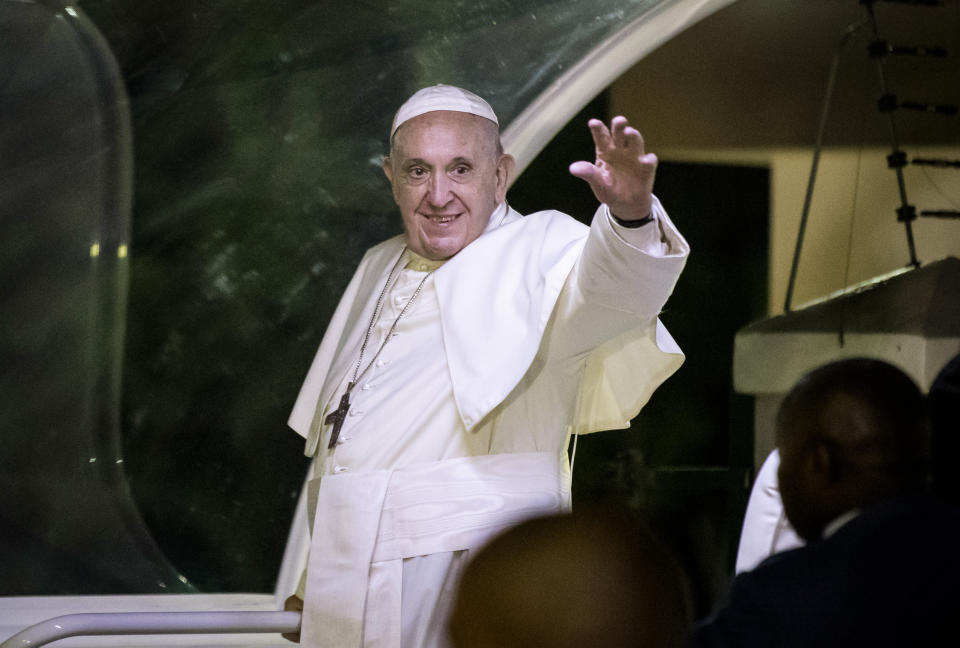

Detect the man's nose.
xmin=426 ymin=173 xmax=452 ymax=207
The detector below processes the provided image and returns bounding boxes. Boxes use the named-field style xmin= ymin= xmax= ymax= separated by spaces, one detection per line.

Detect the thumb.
xmin=568 ymin=161 xmax=601 ymax=184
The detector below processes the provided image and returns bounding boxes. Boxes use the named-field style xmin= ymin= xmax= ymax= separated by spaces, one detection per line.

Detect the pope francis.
xmin=283 ymin=84 xmax=690 ymax=647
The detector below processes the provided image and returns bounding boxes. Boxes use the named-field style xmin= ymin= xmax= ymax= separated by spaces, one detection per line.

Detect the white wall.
xmin=608 ymin=0 xmax=960 ymax=314
xmin=626 ymin=145 xmax=960 ymax=312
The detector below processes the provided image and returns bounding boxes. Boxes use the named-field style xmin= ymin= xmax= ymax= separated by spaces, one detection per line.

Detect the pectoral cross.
xmin=325 ymin=382 xmax=355 ymax=449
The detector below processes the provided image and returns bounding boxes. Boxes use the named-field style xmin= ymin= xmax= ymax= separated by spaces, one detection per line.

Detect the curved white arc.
xmin=502 ymin=0 xmax=738 ymax=182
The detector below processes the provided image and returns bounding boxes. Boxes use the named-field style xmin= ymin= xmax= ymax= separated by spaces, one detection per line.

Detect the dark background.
xmin=0 ymin=0 xmax=769 ymax=616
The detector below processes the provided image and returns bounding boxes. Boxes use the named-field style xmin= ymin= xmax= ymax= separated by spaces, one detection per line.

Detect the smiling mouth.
xmin=424 ymin=213 xmax=460 ymax=224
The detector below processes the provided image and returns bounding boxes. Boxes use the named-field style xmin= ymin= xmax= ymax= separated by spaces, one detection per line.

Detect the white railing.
xmin=0 ymin=611 xmax=300 ymax=648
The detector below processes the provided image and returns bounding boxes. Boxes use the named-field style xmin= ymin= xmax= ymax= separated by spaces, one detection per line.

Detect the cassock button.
xmin=349 ymin=409 xmax=364 ymax=417
xmin=333 ymin=465 xmax=348 ymax=474
xmin=361 ymin=383 xmax=373 ymax=391
xmin=376 ymin=359 xmax=388 ymax=367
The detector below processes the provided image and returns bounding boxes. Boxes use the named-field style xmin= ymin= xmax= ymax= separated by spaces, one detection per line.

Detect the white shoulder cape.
xmin=288 ymin=205 xmax=683 ymax=454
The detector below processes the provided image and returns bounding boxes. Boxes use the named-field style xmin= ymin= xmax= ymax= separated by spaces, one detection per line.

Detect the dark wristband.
xmin=611 ymin=211 xmax=655 ymax=228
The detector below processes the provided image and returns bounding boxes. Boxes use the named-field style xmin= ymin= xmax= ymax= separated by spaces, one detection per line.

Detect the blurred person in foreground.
xmin=690 ymin=358 xmax=960 ymax=647
xmin=283 ymin=84 xmax=689 ymax=647
xmin=449 ymin=505 xmax=693 ymax=648
xmin=930 ymin=352 xmax=960 ymax=506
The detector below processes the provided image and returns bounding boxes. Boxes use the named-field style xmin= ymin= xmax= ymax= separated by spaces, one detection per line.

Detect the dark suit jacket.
xmin=690 ymin=496 xmax=960 ymax=647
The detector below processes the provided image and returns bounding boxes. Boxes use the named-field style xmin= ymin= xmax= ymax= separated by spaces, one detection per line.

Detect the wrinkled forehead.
xmin=390 ymin=110 xmax=500 ymax=158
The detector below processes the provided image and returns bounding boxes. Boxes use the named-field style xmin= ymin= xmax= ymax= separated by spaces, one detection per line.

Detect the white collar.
xmin=481 ymin=202 xmax=510 ymax=234
xmin=823 ymin=509 xmax=861 ymax=539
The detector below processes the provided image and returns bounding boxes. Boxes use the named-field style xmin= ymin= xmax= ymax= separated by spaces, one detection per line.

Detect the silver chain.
xmin=350 ymin=247 xmax=434 ymax=388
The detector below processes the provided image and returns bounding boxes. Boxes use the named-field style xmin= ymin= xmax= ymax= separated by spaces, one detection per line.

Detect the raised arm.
xmin=544 ymin=116 xmax=687 ymax=362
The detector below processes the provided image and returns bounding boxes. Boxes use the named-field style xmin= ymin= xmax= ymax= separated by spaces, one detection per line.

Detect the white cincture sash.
xmin=301 ymin=451 xmax=570 ymax=647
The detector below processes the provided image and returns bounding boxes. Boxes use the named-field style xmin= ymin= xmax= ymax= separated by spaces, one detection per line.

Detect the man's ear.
xmin=809 ymin=440 xmax=836 ymax=485
xmin=495 ymin=154 xmax=516 ymax=203
xmin=382 ymin=156 xmax=394 ymax=183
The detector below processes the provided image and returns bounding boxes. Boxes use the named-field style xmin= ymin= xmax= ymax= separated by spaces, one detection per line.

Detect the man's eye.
xmin=452 ymin=165 xmax=470 ymax=175
xmin=409 ymin=167 xmax=426 ymax=178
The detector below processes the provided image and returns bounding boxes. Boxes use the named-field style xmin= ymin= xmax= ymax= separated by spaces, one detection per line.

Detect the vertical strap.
xmin=302 ymin=470 xmax=391 ymax=648
xmin=362 ymin=558 xmax=403 ymax=648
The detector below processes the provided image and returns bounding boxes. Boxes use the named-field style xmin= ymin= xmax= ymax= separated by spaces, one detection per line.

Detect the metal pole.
xmin=864 ymin=1 xmax=921 ymax=268
xmin=0 ymin=611 xmax=301 ymax=648
xmin=784 ymin=20 xmax=868 ymax=312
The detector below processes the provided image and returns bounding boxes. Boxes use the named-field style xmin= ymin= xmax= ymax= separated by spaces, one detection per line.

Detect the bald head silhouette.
xmin=776 ymin=358 xmax=929 ymax=542
xmin=448 ymin=504 xmax=691 ymax=648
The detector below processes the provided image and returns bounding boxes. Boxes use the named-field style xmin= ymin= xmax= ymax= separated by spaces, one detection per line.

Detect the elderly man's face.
xmin=383 ymin=111 xmax=511 ymax=260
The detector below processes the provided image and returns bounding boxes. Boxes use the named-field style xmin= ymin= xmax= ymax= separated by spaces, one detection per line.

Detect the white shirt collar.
xmin=482 ymin=202 xmax=510 ymax=234
xmin=823 ymin=508 xmax=861 ymax=539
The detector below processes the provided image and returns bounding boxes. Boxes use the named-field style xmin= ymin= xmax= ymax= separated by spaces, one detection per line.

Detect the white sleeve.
xmin=604 ymin=201 xmax=670 ymax=258
xmin=549 ymin=195 xmax=688 ymax=359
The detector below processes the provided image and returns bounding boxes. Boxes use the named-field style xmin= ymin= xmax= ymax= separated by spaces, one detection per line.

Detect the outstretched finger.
xmin=623 ymin=126 xmax=646 ymax=155
xmin=612 ymin=116 xmax=646 ymax=154
xmin=587 ymin=118 xmax=613 ymax=154
xmin=610 ymin=116 xmax=630 ymax=149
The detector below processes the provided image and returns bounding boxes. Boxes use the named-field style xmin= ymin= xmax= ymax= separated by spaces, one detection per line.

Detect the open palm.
xmin=569 ymin=116 xmax=658 ymax=222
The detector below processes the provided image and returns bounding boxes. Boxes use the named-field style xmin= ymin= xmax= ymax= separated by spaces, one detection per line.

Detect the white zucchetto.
xmin=391 ymin=84 xmax=499 ymax=137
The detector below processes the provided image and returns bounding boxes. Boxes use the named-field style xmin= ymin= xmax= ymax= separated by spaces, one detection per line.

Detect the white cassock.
xmin=287 ymin=198 xmax=689 ymax=648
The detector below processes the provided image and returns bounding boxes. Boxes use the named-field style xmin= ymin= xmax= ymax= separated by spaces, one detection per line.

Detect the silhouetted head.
xmin=776 ymin=358 xmax=929 ymax=542
xmin=448 ymin=503 xmax=692 ymax=648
